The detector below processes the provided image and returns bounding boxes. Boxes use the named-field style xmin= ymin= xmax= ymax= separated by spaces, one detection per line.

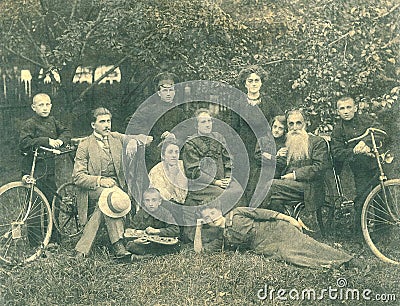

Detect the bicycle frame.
xmin=323 ymin=137 xmax=354 ymax=208
xmin=348 ymin=128 xmax=397 ymax=221
xmin=22 ymin=146 xmax=75 ymax=220
xmin=370 ymin=130 xmax=397 ymax=222
xmin=24 ymin=148 xmax=39 ymax=222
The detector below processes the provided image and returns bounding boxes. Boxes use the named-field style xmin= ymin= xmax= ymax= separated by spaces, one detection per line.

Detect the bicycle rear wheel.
xmin=52 ymin=182 xmax=83 ymax=237
xmin=317 ymin=175 xmax=336 ymax=235
xmin=361 ymin=179 xmax=400 ymax=264
xmin=0 ymin=181 xmax=52 ymax=265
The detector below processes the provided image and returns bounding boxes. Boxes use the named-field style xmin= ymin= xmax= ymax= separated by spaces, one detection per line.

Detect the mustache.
xmin=287 ymin=129 xmax=306 ymax=136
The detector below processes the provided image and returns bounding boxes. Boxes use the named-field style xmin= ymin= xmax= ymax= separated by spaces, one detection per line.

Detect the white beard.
xmin=286 ymin=129 xmax=309 ymax=164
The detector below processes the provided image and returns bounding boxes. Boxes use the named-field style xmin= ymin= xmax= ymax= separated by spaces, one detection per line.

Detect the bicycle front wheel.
xmin=52 ymin=182 xmax=83 ymax=237
xmin=0 ymin=181 xmax=52 ymax=265
xmin=361 ymin=179 xmax=400 ymax=265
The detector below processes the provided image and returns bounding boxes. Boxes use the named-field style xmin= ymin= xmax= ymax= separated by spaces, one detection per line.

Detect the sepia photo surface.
xmin=0 ymin=1 xmax=399 ymax=305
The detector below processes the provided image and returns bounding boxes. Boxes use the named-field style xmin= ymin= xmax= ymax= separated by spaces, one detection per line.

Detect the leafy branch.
xmin=73 ymin=55 xmax=130 ymax=103
xmin=4 ymin=46 xmax=47 ymax=69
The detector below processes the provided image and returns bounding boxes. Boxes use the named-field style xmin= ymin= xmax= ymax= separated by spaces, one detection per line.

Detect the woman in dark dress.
xmin=255 ymin=115 xmax=288 ymax=179
xmin=232 ymin=65 xmax=283 ymax=201
xmin=194 ymin=206 xmax=354 ymax=269
xmin=182 ymin=109 xmax=244 ymax=240
xmin=251 ymin=115 xmax=288 ymax=207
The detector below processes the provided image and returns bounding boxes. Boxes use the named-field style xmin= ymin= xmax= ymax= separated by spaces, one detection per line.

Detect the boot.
xmin=113 ymin=240 xmax=130 ymax=258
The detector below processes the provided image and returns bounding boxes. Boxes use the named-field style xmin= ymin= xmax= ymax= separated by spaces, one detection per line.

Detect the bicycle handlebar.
xmin=39 ymin=146 xmax=61 ymax=155
xmin=38 ymin=146 xmax=76 ymax=155
xmin=346 ymin=127 xmax=387 ymax=144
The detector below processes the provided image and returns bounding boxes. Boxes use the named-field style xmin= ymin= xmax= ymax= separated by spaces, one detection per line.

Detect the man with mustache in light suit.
xmin=73 ymin=107 xmax=152 ymax=258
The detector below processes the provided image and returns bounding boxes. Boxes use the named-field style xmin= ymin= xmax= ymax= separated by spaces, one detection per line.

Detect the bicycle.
xmin=0 ymin=145 xmax=78 ymax=265
xmin=346 ymin=127 xmax=400 ymax=265
xmin=317 ymin=128 xmax=399 ymax=264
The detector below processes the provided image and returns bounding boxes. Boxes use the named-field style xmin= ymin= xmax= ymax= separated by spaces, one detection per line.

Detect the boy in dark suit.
xmin=331 ymin=97 xmax=384 ymax=235
xmin=126 ymin=188 xmax=180 ymax=258
xmin=19 ymin=93 xmax=71 ymax=244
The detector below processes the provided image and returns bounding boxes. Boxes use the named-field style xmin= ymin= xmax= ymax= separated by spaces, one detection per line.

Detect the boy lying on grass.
xmin=195 ymin=204 xmax=368 ymax=271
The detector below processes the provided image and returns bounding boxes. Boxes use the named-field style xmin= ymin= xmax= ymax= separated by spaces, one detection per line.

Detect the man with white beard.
xmin=261 ymin=110 xmax=329 ymax=219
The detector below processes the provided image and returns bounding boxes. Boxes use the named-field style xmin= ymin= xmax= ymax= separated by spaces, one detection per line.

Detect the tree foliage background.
xmin=0 ymin=0 xmax=398 ymax=137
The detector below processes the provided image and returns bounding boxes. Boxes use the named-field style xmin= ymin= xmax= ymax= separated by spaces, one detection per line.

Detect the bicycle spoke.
xmin=60 ymin=214 xmax=74 ymax=229
xmin=370 ymin=199 xmax=396 ymax=225
xmin=0 ymin=183 xmax=51 ymax=265
xmin=362 ymin=180 xmax=400 ymax=264
xmin=387 ymin=185 xmax=400 ymax=218
xmin=373 ymin=193 xmax=395 ymax=219
xmin=52 ymin=182 xmax=82 ymax=237
xmin=2 ymin=235 xmax=13 ymax=259
xmin=17 ymin=186 xmax=28 ymax=219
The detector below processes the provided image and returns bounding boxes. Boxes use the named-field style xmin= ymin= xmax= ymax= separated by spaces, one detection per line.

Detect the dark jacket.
xmin=331 ymin=113 xmax=382 ymax=173
xmin=19 ymin=114 xmax=71 ymax=174
xmin=132 ymin=205 xmax=179 ymax=237
xmin=285 ymin=134 xmax=329 ymax=211
xmin=255 ymin=135 xmax=286 ymax=179
xmin=231 ymin=94 xmax=282 ymax=159
xmin=183 ymin=132 xmax=232 ymax=186
xmin=126 ymin=96 xmax=190 ymax=170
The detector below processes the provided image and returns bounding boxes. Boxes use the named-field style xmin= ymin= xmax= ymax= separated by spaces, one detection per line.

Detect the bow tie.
xmin=95 ymin=136 xmax=108 ymax=142
xmin=95 ymin=135 xmax=110 ymax=151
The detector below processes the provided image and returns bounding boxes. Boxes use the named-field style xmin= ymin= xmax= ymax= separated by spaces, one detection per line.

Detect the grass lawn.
xmin=0 ymin=232 xmax=399 ymax=305
xmin=0 ymin=149 xmax=399 ymax=305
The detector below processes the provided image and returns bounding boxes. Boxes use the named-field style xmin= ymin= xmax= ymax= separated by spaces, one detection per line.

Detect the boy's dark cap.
xmin=153 ymin=72 xmax=178 ymax=90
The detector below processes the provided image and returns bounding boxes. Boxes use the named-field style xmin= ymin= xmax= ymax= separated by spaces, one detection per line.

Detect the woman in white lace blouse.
xmin=148 ymin=139 xmax=188 ymax=204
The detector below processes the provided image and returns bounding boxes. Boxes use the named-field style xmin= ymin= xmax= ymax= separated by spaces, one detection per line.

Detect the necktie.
xmin=96 ymin=135 xmax=110 ymax=151
xmin=102 ymin=136 xmax=110 ymax=151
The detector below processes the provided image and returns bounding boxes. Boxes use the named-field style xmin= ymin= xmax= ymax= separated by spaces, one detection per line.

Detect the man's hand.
xmin=100 ymin=177 xmax=116 ymax=188
xmin=145 ymin=227 xmax=161 ymax=235
xmin=161 ymin=131 xmax=176 ymax=140
xmin=360 ymin=145 xmax=371 ymax=155
xmin=286 ymin=216 xmax=303 ymax=231
xmin=144 ymin=136 xmax=153 ymax=146
xmin=354 ymin=140 xmax=373 ymax=156
xmin=135 ymin=134 xmax=153 ymax=146
xmin=281 ymin=173 xmax=295 ymax=180
xmin=276 ymin=147 xmax=288 ymax=157
xmin=126 ymin=139 xmax=138 ymax=157
xmin=275 ymin=213 xmax=302 ymax=231
xmin=353 ymin=140 xmax=367 ymax=154
xmin=214 ymin=177 xmax=231 ymax=189
xmin=49 ymin=138 xmax=63 ymax=148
